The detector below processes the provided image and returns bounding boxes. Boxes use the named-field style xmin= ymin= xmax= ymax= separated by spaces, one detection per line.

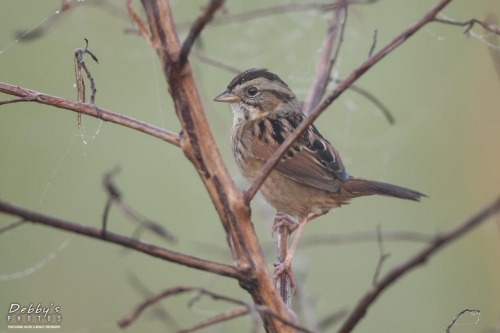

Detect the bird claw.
xmin=273 ymin=260 xmax=296 ymax=292
xmin=272 ymin=212 xmax=299 ymax=236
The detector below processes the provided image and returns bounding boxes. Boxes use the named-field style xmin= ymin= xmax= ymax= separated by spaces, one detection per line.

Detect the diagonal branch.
xmin=0 ymin=96 xmax=36 ymax=106
xmin=445 ymin=308 xmax=480 ymax=333
xmin=303 ymin=0 xmax=347 ymax=115
xmin=245 ymin=0 xmax=454 ymax=202
xmin=0 ymin=199 xmax=242 ymax=280
xmin=0 ymin=219 xmax=26 ymax=235
xmin=0 ymin=82 xmax=180 ymax=147
xmin=179 ymin=0 xmax=225 ymax=65
xmin=119 ymin=285 xmax=313 ymax=333
xmin=433 ymin=17 xmax=500 ymax=36
xmin=177 ymin=306 xmax=249 ymax=333
xmin=337 ymin=196 xmax=500 ymax=333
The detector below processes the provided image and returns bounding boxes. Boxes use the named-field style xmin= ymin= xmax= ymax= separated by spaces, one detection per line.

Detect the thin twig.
xmin=127 ymin=273 xmax=181 ymax=331
xmin=445 ymin=309 xmax=480 ymax=333
xmin=177 ymin=307 xmax=249 ymax=333
xmin=372 ymin=224 xmax=391 ymax=286
xmin=333 ymin=78 xmax=395 ymax=124
xmin=126 ymin=0 xmax=156 ymax=48
xmin=74 ymin=38 xmax=98 ymax=127
xmin=0 ymin=199 xmax=243 ymax=280
xmin=0 ymin=219 xmax=26 ymax=235
xmin=102 ymin=197 xmax=112 ymax=239
xmin=0 ymin=83 xmax=181 ymax=147
xmin=368 ymin=29 xmax=377 ymax=57
xmin=0 ymin=96 xmax=36 ymax=106
xmin=298 ymin=230 xmax=434 ymax=247
xmin=433 ymin=17 xmax=500 ymax=36
xmin=179 ymin=0 xmax=225 ymax=65
xmin=303 ymin=0 xmax=347 ymax=115
xmin=15 ymin=0 xmax=128 ymax=41
xmin=119 ymin=285 xmax=312 ymax=333
xmin=245 ymin=0 xmax=454 ymax=202
xmin=189 ymin=52 xmax=394 ymax=124
xmin=103 ymin=168 xmax=176 ymax=242
xmin=75 ymin=38 xmax=99 ymax=92
xmin=197 ymin=229 xmax=435 ymax=259
xmin=337 ymin=196 xmax=500 ymax=333
xmin=177 ymin=0 xmax=373 ymax=29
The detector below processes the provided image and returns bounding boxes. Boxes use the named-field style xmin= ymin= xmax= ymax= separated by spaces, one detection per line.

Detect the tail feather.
xmin=343 ymin=177 xmax=426 ymax=202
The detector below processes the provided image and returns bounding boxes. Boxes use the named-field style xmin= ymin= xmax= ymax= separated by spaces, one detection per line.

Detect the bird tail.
xmin=343 ymin=177 xmax=426 ymax=202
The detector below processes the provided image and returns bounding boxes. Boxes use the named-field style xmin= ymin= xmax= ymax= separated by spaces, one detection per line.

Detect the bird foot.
xmin=272 ymin=212 xmax=299 ymax=234
xmin=273 ymin=259 xmax=296 ymax=290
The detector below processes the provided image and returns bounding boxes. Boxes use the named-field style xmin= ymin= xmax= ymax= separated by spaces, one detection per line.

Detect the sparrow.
xmin=214 ymin=68 xmax=425 ymax=287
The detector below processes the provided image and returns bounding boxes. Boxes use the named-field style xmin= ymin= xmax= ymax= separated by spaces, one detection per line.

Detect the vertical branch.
xmin=302 ymin=0 xmax=347 ymax=115
xmin=139 ymin=1 xmax=296 ymax=331
xmin=276 ymin=224 xmax=291 ymax=304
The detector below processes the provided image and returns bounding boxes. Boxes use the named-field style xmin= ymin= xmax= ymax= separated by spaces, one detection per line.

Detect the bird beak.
xmin=214 ymin=90 xmax=240 ymax=103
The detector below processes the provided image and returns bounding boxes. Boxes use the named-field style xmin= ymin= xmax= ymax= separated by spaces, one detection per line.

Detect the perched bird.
xmin=214 ymin=68 xmax=425 ymax=286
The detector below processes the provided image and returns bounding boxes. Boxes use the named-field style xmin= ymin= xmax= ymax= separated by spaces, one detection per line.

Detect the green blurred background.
xmin=1 ymin=0 xmax=499 ymax=332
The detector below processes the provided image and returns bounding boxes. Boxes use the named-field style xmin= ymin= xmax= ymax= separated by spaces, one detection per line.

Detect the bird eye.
xmin=247 ymin=87 xmax=259 ymax=97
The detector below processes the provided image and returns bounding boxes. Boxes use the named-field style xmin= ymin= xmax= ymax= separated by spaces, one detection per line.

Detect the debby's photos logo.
xmin=6 ymin=303 xmax=62 ymax=329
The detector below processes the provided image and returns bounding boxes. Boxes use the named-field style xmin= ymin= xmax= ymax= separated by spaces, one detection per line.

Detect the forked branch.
xmin=0 ymin=199 xmax=242 ymax=280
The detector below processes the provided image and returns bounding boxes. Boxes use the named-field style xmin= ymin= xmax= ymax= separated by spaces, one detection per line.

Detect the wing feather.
xmin=250 ymin=114 xmax=349 ymax=192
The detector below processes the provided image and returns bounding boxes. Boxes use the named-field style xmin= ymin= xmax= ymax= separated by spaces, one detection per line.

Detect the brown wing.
xmin=250 ymin=114 xmax=349 ymax=193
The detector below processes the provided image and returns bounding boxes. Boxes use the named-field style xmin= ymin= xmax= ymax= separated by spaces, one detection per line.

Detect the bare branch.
xmin=74 ymin=38 xmax=99 ymax=127
xmin=0 ymin=82 xmax=181 ymax=147
xmin=102 ymin=168 xmax=176 ymax=242
xmin=197 ymin=229 xmax=435 ymax=259
xmin=433 ymin=17 xmax=500 ymax=36
xmin=120 ymin=285 xmax=312 ymax=333
xmin=298 ymin=230 xmax=434 ymax=247
xmin=337 ymin=196 xmax=500 ymax=333
xmin=179 ymin=0 xmax=225 ymax=65
xmin=372 ymin=224 xmax=391 ymax=286
xmin=0 ymin=96 xmax=36 ymax=106
xmin=177 ymin=307 xmax=249 ymax=333
xmin=368 ymin=29 xmax=377 ymax=57
xmin=126 ymin=273 xmax=181 ymax=331
xmin=245 ymin=0 xmax=454 ymax=202
xmin=446 ymin=309 xmax=480 ymax=333
xmin=140 ymin=1 xmax=297 ymax=330
xmin=0 ymin=199 xmax=243 ymax=280
xmin=303 ymin=0 xmax=347 ymax=115
xmin=126 ymin=0 xmax=156 ymax=48
xmin=333 ymin=78 xmax=395 ymax=124
xmin=179 ymin=1 xmax=373 ymax=29
xmin=0 ymin=219 xmax=26 ymax=235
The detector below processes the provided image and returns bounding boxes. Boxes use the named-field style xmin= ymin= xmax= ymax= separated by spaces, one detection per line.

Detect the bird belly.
xmin=237 ymin=156 xmax=343 ymax=219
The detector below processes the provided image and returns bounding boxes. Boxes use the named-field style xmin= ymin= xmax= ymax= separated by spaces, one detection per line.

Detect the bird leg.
xmin=273 ymin=216 xmax=308 ymax=289
xmin=273 ymin=213 xmax=324 ymax=290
